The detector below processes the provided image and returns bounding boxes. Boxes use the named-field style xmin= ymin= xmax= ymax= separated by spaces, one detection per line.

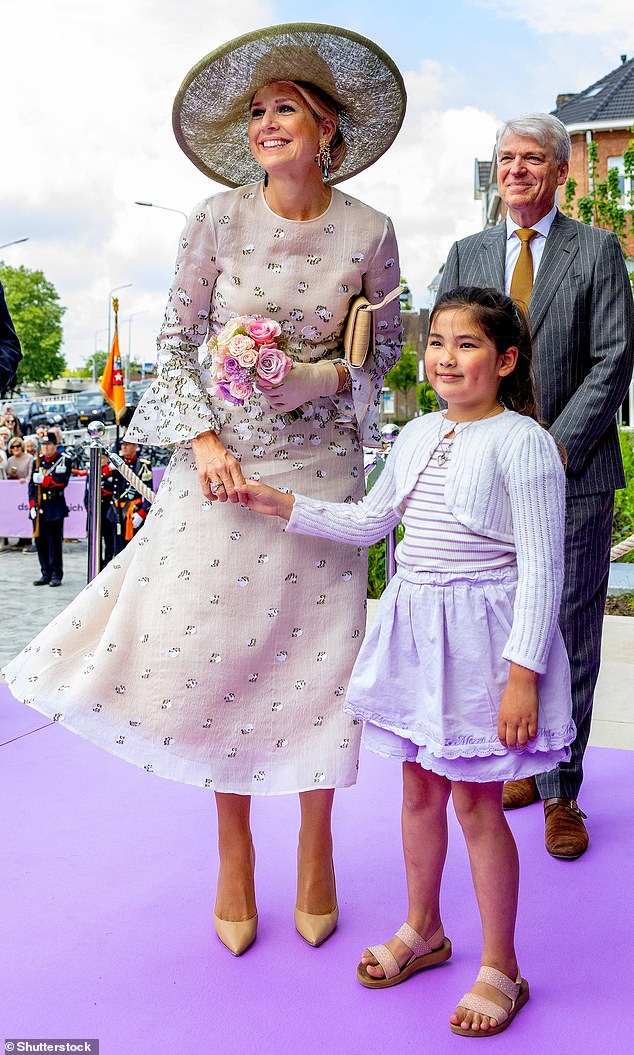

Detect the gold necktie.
xmin=510 ymin=228 xmax=538 ymax=311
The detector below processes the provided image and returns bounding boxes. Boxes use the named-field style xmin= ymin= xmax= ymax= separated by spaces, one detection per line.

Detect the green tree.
xmin=0 ymin=263 xmax=66 ymax=385
xmin=416 ymin=380 xmax=439 ymax=415
xmin=73 ymin=351 xmax=108 ymax=381
xmin=384 ymin=344 xmax=418 ymax=419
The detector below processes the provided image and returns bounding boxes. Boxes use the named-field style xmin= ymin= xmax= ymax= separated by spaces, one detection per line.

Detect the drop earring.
xmin=263 ymin=171 xmax=269 ymax=188
xmin=316 ymin=137 xmax=331 ymax=181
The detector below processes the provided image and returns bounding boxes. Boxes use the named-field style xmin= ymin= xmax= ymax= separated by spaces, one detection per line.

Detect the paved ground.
xmin=1 ymin=536 xmax=632 ymax=749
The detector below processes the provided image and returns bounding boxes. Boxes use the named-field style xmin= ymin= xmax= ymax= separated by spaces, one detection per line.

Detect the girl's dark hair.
xmin=429 ymin=286 xmax=538 ymax=420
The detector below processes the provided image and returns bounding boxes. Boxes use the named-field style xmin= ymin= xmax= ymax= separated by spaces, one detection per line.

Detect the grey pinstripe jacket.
xmin=437 ymin=211 xmax=634 ymax=496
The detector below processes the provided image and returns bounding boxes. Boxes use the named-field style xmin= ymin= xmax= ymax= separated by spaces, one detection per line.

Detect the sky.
xmin=1 ymin=0 xmax=631 ymax=370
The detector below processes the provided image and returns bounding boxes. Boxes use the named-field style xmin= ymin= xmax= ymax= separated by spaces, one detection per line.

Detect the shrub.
xmin=613 ymin=429 xmax=634 ymax=563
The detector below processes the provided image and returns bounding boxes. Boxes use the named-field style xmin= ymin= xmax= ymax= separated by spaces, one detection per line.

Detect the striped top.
xmin=397 ymin=423 xmax=516 ymax=573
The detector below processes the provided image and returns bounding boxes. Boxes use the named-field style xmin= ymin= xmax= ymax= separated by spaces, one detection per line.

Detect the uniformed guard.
xmin=106 ymin=439 xmax=153 ymax=556
xmin=29 ymin=431 xmax=72 ymax=587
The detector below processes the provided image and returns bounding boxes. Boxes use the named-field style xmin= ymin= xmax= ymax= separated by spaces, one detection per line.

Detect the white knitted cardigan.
xmin=287 ymin=410 xmax=566 ymax=675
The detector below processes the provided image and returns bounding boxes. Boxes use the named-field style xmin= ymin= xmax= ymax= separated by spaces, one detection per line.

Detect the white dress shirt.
xmin=504 ymin=204 xmax=558 ymax=294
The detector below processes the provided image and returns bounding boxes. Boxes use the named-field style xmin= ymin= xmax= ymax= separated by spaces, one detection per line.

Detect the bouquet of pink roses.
xmin=208 ymin=315 xmax=295 ymax=409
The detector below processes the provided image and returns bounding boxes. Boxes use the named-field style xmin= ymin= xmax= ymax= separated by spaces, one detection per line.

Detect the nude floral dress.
xmin=4 ymin=182 xmax=401 ymax=793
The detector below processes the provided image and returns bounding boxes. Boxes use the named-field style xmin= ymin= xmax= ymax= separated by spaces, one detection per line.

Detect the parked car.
xmin=8 ymin=400 xmax=55 ymax=433
xmin=48 ymin=401 xmax=80 ymax=431
xmin=120 ymin=381 xmax=153 ymax=427
xmin=126 ymin=379 xmax=152 ymax=402
xmin=74 ymin=391 xmax=116 ymax=427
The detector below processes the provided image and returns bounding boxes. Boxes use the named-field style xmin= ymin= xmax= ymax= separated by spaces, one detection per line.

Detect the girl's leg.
xmin=450 ymin=780 xmax=520 ymax=1032
xmin=363 ymin=763 xmax=451 ymax=978
xmin=297 ymin=788 xmax=337 ymax=914
xmin=214 ymin=792 xmax=257 ymax=922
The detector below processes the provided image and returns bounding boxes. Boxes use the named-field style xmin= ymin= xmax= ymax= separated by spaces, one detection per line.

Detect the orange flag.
xmin=100 ymin=327 xmax=126 ymax=421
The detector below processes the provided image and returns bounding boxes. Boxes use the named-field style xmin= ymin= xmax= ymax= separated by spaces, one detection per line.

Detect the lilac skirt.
xmin=345 ymin=566 xmax=575 ymax=783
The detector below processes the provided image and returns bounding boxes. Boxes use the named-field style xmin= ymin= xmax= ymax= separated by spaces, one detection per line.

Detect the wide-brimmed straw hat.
xmin=172 ymin=23 xmax=407 ymax=188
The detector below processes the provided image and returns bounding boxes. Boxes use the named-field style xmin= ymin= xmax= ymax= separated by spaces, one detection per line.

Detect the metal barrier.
xmin=86 ymin=422 xmax=104 ymax=583
xmin=84 ymin=419 xmax=157 ymax=583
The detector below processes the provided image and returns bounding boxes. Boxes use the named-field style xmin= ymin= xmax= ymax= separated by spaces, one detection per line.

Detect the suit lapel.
xmin=477 ymin=225 xmax=506 ymax=288
xmin=529 ymin=212 xmax=579 ymax=334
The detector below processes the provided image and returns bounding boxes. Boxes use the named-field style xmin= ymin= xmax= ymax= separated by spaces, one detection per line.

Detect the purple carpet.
xmin=1 ymin=682 xmax=631 ymax=1055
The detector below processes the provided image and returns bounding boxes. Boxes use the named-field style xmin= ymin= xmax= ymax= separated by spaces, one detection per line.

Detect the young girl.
xmin=237 ymin=287 xmax=574 ymax=1037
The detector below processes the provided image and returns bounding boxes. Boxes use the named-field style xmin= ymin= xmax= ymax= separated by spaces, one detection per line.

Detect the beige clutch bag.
xmin=343 ymin=285 xmax=403 ymax=368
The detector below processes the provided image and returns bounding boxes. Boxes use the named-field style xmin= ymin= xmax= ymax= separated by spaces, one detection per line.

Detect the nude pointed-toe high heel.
xmin=294 ymin=904 xmax=339 ymax=947
xmin=213 ymin=911 xmax=258 ymax=956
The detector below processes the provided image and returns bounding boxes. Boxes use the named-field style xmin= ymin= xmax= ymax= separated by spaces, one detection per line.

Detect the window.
xmin=607 ymin=156 xmax=633 ymax=203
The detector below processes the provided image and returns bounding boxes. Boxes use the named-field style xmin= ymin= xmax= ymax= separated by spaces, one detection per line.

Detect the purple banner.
xmin=0 ymin=469 xmax=165 ymax=538
xmin=0 ymin=479 xmax=87 ymax=537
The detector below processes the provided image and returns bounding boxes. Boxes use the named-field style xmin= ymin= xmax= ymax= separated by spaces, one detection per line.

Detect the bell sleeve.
xmin=125 ymin=202 xmax=222 ymax=448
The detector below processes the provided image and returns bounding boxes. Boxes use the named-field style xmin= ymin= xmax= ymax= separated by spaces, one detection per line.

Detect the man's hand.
xmin=498 ymin=663 xmax=539 ymax=750
xmin=191 ymin=430 xmax=246 ymax=503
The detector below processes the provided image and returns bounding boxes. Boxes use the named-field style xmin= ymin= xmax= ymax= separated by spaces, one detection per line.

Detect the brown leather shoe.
xmin=543 ymin=799 xmax=588 ymax=859
xmin=502 ymin=776 xmax=539 ymax=810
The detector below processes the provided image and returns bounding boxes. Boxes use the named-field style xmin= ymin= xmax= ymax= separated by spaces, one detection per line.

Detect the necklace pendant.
xmin=437 ymin=451 xmax=447 ymax=465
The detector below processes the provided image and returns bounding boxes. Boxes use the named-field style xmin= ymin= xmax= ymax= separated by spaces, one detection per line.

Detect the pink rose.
xmin=229 ymin=334 xmax=256 ymax=357
xmin=247 ymin=318 xmax=282 ymax=345
xmin=256 ymin=346 xmax=293 ymax=389
xmin=228 ymin=377 xmax=253 ymax=402
xmin=236 ymin=349 xmax=258 ymax=369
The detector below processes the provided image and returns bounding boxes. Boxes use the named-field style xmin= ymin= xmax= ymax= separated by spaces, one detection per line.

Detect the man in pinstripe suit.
xmin=438 ymin=113 xmax=634 ymax=859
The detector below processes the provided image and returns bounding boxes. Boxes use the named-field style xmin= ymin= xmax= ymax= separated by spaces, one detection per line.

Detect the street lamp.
xmin=107 ymin=283 xmax=133 ymax=360
xmin=0 ymin=237 xmax=29 ymax=250
xmin=121 ymin=310 xmax=148 ymax=384
xmin=93 ymin=328 xmax=108 ymax=383
xmin=134 ymin=201 xmax=188 ymax=223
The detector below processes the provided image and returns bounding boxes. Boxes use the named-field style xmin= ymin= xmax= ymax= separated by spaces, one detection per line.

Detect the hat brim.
xmin=173 ymin=23 xmax=407 ymax=188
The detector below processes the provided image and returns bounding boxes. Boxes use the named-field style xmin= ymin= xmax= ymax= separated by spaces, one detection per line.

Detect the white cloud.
xmin=346 ymin=100 xmax=499 ymax=307
xmin=474 ymin=0 xmax=634 ymax=50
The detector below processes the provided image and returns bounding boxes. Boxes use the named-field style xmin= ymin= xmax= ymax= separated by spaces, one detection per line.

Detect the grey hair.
xmin=496 ymin=114 xmax=571 ymax=165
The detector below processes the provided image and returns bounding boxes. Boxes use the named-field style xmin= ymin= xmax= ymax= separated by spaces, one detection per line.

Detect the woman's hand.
xmin=236 ymin=480 xmax=295 ymax=521
xmin=261 ymin=361 xmax=339 ymax=413
xmin=191 ymin=430 xmax=246 ymax=503
xmin=497 ymin=663 xmax=539 ymax=750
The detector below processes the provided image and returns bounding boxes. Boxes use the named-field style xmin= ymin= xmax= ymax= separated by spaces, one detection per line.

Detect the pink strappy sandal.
xmin=450 ymin=965 xmax=530 ymax=1037
xmin=357 ymin=922 xmax=452 ymax=989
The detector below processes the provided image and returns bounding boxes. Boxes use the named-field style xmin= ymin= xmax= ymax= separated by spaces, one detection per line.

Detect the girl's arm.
xmin=238 ymin=418 xmax=416 ymax=544
xmin=502 ymin=426 xmax=566 ymax=675
xmin=238 ymin=480 xmax=295 ymax=520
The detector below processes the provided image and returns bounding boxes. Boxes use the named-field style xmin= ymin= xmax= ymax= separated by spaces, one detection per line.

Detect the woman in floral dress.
xmin=4 ymin=24 xmax=406 ymax=955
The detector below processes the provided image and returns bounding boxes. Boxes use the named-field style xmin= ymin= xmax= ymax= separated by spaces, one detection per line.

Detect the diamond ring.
xmin=210 ymin=481 xmax=223 ymax=493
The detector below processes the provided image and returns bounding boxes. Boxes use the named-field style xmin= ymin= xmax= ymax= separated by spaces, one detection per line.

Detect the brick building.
xmin=553 ymin=54 xmax=634 ymax=258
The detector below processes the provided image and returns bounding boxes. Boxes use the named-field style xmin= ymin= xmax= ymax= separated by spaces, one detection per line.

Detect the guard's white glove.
xmin=261 ymin=361 xmax=339 ymax=414
xmin=32 ymin=471 xmax=44 ymax=484
xmin=29 ymin=507 xmax=37 ymax=520
xmin=132 ymin=512 xmax=144 ymax=530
